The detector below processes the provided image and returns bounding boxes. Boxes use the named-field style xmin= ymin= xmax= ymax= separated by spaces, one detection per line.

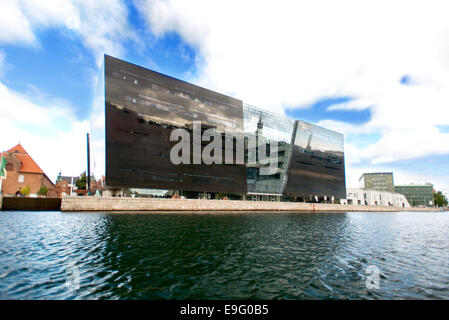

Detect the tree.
xmin=38 ymin=186 xmax=48 ymax=196
xmin=20 ymin=186 xmax=30 ymax=197
xmin=76 ymin=172 xmax=86 ymax=190
xmin=434 ymin=191 xmax=448 ymax=207
xmin=216 ymin=192 xmax=226 ymax=199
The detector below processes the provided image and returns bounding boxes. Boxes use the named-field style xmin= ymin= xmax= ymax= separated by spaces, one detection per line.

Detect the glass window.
xmin=18 ymin=174 xmax=24 ymax=183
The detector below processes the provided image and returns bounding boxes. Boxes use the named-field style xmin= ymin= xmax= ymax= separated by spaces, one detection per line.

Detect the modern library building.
xmin=90 ymin=55 xmax=346 ymax=201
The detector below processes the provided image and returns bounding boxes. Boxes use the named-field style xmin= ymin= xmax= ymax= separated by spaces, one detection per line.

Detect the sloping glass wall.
xmin=92 ymin=55 xmax=346 ymax=198
xmin=285 ymin=120 xmax=346 ymax=199
xmin=243 ymin=104 xmax=295 ymax=195
xmin=103 ymin=55 xmax=247 ymax=193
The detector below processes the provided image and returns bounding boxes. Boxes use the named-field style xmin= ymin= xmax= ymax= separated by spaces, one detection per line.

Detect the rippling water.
xmin=0 ymin=211 xmax=449 ymax=299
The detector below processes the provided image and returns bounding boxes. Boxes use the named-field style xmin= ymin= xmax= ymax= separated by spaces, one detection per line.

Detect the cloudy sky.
xmin=1 ymin=0 xmax=448 ymax=195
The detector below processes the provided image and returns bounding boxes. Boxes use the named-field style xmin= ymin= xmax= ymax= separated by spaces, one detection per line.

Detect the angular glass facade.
xmin=91 ymin=55 xmax=346 ymax=199
xmin=243 ymin=104 xmax=295 ymax=195
xmin=284 ymin=120 xmax=346 ymax=199
xmin=99 ymin=55 xmax=246 ymax=193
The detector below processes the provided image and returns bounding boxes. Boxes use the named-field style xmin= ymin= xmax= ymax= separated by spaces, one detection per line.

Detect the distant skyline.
xmin=1 ymin=0 xmax=448 ymax=195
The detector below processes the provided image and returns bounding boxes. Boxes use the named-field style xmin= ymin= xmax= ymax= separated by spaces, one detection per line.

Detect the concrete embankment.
xmin=60 ymin=197 xmax=444 ymax=212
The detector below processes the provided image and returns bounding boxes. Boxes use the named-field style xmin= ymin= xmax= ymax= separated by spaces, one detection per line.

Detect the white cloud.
xmin=0 ymin=81 xmax=89 ymax=182
xmin=316 ymin=120 xmax=374 ymax=136
xmin=136 ymin=0 xmax=449 ymax=113
xmin=136 ymin=1 xmax=449 ymax=111
xmin=0 ymin=0 xmax=135 ymax=64
xmin=0 ymin=50 xmax=5 ymax=77
xmin=363 ymin=127 xmax=449 ymax=164
xmin=136 ymin=0 xmax=449 ymax=192
xmin=0 ymin=0 xmax=36 ymax=45
xmin=327 ymin=99 xmax=374 ymax=112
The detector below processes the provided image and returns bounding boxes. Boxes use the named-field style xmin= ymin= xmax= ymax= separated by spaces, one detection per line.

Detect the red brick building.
xmin=0 ymin=144 xmax=56 ymax=197
xmin=53 ymin=173 xmax=104 ymax=197
xmin=54 ymin=178 xmax=72 ymax=197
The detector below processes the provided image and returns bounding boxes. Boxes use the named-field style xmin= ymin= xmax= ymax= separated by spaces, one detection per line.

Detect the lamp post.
xmin=87 ymin=133 xmax=91 ymax=196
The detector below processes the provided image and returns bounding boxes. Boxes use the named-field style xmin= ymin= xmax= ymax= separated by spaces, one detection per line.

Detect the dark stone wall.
xmin=2 ymin=197 xmax=61 ymax=211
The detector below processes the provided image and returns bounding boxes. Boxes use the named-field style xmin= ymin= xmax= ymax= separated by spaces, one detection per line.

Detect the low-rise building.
xmin=90 ymin=175 xmax=104 ymax=195
xmin=55 ymin=172 xmax=104 ymax=197
xmin=0 ymin=144 xmax=55 ymax=197
xmin=341 ymin=188 xmax=410 ymax=207
xmin=394 ymin=184 xmax=434 ymax=207
xmin=55 ymin=173 xmax=79 ymax=197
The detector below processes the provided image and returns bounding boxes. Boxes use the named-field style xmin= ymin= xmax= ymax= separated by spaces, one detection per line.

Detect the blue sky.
xmin=1 ymin=23 xmax=197 ymax=119
xmin=1 ymin=0 xmax=448 ymax=196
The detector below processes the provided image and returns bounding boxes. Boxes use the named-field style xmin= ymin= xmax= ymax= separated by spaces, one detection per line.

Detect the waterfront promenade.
xmin=58 ymin=197 xmax=444 ymax=212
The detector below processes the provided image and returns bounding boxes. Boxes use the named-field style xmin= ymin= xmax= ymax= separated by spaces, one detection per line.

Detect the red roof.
xmin=6 ymin=144 xmax=44 ymax=174
xmin=7 ymin=144 xmax=27 ymax=154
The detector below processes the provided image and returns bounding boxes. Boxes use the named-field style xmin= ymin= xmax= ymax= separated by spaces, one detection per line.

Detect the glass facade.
xmin=243 ymin=104 xmax=295 ymax=195
xmin=394 ymin=185 xmax=434 ymax=207
xmin=91 ymin=55 xmax=346 ymax=199
xmin=100 ymin=55 xmax=247 ymax=193
xmin=284 ymin=120 xmax=346 ymax=199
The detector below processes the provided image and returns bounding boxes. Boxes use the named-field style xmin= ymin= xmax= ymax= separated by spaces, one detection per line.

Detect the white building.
xmin=341 ymin=188 xmax=410 ymax=207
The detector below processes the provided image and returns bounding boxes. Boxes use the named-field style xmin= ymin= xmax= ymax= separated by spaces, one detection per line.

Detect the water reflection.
xmin=0 ymin=211 xmax=449 ymax=299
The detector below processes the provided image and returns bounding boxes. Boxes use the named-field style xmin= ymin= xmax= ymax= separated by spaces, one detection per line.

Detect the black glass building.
xmin=91 ymin=55 xmax=346 ymax=199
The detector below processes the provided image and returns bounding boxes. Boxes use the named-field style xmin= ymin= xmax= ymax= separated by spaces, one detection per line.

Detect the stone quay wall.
xmin=60 ymin=197 xmax=444 ymax=212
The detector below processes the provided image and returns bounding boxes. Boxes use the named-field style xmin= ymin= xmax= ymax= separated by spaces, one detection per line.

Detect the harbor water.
xmin=0 ymin=211 xmax=448 ymax=299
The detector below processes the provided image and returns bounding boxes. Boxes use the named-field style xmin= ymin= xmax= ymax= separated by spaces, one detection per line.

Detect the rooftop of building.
xmin=3 ymin=144 xmax=45 ymax=174
xmin=1 ymin=143 xmax=55 ymax=186
xmin=359 ymin=172 xmax=393 ymax=180
xmin=360 ymin=172 xmax=393 ymax=176
xmin=395 ymin=183 xmax=434 ymax=187
xmin=58 ymin=175 xmax=79 ymax=185
xmin=347 ymin=187 xmax=407 ymax=195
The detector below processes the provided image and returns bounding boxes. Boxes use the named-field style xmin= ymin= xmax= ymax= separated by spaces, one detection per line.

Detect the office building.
xmin=394 ymin=184 xmax=434 ymax=207
xmin=359 ymin=172 xmax=394 ymax=193
xmin=90 ymin=55 xmax=346 ymax=200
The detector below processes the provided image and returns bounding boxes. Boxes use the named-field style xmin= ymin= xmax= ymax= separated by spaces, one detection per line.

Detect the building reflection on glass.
xmin=284 ymin=120 xmax=345 ymax=199
xmin=243 ymin=104 xmax=295 ymax=196
xmin=91 ymin=55 xmax=346 ymax=200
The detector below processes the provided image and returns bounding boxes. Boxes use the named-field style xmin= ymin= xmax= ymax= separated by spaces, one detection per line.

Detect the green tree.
xmin=434 ymin=191 xmax=448 ymax=207
xmin=20 ymin=186 xmax=30 ymax=197
xmin=76 ymin=172 xmax=86 ymax=190
xmin=38 ymin=186 xmax=48 ymax=196
xmin=216 ymin=192 xmax=226 ymax=199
